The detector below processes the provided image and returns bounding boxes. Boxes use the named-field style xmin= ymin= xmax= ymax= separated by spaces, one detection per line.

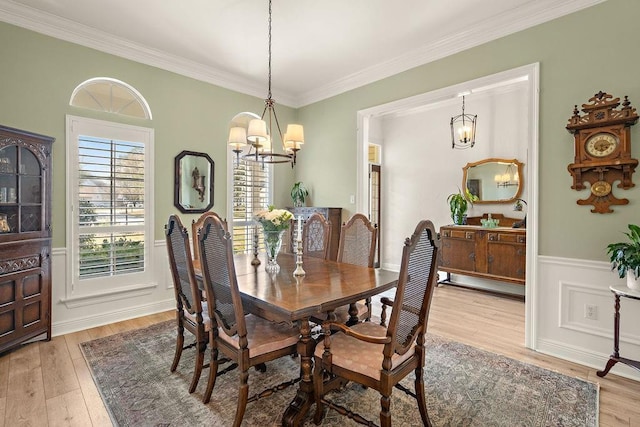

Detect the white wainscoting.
xmin=537 ymin=255 xmax=640 ymax=381
xmin=51 ymin=240 xmax=175 ymax=336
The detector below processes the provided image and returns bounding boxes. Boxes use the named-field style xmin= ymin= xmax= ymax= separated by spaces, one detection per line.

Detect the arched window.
xmin=70 ymin=78 xmax=152 ymax=119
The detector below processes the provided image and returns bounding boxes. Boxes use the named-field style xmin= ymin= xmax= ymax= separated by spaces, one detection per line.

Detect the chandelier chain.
xmin=267 ymin=0 xmax=272 ymax=100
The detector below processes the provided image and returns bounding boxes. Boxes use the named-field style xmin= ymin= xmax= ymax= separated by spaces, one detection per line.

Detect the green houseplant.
xmin=606 ymin=223 xmax=640 ymax=290
xmin=290 ymin=182 xmax=309 ymax=207
xmin=447 ymin=188 xmax=478 ymax=225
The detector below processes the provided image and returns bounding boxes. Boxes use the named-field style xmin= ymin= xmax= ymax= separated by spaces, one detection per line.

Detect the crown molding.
xmin=0 ymin=0 xmax=604 ymax=108
xmin=0 ymin=0 xmax=298 ymax=107
xmin=295 ymin=0 xmax=605 ymax=107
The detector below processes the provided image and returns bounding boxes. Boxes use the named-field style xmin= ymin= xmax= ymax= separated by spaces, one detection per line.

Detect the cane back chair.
xmin=165 ymin=214 xmax=209 ymax=394
xmin=313 ymin=220 xmax=440 ymax=427
xmin=302 ymin=212 xmax=331 ymax=259
xmin=197 ymin=214 xmax=300 ymax=426
xmin=334 ymin=213 xmax=378 ymax=324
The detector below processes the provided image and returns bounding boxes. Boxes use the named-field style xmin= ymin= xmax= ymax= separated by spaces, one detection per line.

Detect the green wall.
xmin=0 ymin=21 xmax=296 ymax=247
xmin=1 ymin=0 xmax=638 ymax=261
xmin=296 ymin=0 xmax=640 ymax=261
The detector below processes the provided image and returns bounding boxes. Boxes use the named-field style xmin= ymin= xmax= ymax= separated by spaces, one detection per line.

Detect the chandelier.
xmin=495 ymin=163 xmax=519 ymax=187
xmin=228 ymin=0 xmax=304 ymax=167
xmin=450 ymin=95 xmax=477 ymax=149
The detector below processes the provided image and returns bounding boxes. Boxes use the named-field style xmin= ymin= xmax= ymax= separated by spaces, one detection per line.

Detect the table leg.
xmin=282 ymin=317 xmax=315 ymax=426
xmin=597 ymin=294 xmax=621 ymax=378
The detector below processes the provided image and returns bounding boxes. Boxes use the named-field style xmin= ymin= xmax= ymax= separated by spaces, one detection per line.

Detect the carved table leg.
xmin=282 ymin=317 xmax=315 ymax=426
xmin=597 ymin=294 xmax=620 ymax=377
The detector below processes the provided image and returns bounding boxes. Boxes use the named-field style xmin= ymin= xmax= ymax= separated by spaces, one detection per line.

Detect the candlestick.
xmin=293 ymin=220 xmax=305 ymax=277
xmin=251 ymin=225 xmax=261 ymax=265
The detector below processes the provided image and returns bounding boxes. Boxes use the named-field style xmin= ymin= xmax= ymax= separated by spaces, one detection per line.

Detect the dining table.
xmin=192 ymin=252 xmax=399 ymax=426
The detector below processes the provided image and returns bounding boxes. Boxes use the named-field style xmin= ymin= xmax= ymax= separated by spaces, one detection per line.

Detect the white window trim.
xmin=226 ymin=147 xmax=274 ymax=251
xmin=63 ymin=115 xmax=155 ymax=305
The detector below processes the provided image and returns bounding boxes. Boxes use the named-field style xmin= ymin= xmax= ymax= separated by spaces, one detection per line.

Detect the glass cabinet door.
xmin=0 ymin=145 xmax=42 ymax=234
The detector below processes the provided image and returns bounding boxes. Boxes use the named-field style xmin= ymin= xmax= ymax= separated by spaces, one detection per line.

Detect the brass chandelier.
xmin=228 ymin=0 xmax=304 ymax=167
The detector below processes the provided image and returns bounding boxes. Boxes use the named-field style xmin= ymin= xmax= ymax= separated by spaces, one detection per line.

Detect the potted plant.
xmin=606 ymin=223 xmax=640 ymax=290
xmin=290 ymin=182 xmax=309 ymax=207
xmin=447 ymin=188 xmax=478 ymax=225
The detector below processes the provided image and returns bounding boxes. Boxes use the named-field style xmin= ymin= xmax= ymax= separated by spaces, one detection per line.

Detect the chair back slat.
xmin=192 ymin=211 xmax=223 ymax=261
xmin=303 ymin=213 xmax=331 ymax=259
xmin=165 ymin=215 xmax=201 ymax=315
xmin=385 ymin=220 xmax=439 ymax=355
xmin=198 ymin=214 xmax=246 ymax=340
xmin=337 ymin=213 xmax=377 ymax=268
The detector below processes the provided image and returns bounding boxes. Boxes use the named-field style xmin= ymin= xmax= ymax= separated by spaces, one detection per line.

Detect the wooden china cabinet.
xmin=0 ymin=125 xmax=54 ymax=353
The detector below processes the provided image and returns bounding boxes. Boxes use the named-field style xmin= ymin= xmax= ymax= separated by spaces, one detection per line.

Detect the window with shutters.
xmin=231 ymin=159 xmax=272 ymax=254
xmin=66 ymin=115 xmax=154 ymax=300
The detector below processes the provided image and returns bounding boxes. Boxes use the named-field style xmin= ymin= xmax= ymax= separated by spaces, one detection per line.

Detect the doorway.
xmin=355 ymin=63 xmax=539 ymax=350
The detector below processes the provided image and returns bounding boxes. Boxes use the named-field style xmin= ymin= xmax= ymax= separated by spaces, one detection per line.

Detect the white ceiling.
xmin=0 ymin=0 xmax=603 ymax=107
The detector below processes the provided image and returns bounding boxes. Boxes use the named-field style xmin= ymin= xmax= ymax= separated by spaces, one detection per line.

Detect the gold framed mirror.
xmin=462 ymin=158 xmax=523 ymax=204
xmin=174 ymin=150 xmax=214 ymax=213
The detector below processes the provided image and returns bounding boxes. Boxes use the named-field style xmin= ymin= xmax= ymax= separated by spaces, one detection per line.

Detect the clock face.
xmin=585 ymin=132 xmax=619 ymax=157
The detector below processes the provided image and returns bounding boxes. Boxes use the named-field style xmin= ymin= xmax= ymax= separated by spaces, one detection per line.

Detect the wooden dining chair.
xmin=197 ymin=214 xmax=300 ymax=425
xmin=334 ymin=213 xmax=378 ymax=323
xmin=192 ymin=211 xmax=223 ymax=262
xmin=165 ymin=214 xmax=209 ymax=394
xmin=302 ymin=212 xmax=331 ymax=259
xmin=313 ymin=220 xmax=440 ymax=427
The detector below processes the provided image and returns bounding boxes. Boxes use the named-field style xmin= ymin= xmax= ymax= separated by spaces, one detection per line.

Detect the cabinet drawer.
xmin=441 ymin=228 xmax=476 ymax=241
xmin=487 ymin=231 xmax=525 ymax=244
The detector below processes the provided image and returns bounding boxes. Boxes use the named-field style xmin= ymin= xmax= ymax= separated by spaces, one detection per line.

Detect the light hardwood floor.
xmin=0 ymin=285 xmax=638 ymax=426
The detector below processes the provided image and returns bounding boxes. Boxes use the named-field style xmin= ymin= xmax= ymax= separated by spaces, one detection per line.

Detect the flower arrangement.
xmin=255 ymin=205 xmax=294 ymax=232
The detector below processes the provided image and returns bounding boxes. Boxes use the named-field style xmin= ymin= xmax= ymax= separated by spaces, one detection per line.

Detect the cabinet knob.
xmin=488 ymin=255 xmax=493 ymax=263
xmin=469 ymin=253 xmax=475 ymax=260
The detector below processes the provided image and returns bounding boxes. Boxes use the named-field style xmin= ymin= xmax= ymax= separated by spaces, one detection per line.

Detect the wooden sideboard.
xmin=439 ymin=224 xmax=526 ymax=285
xmin=287 ymin=207 xmax=342 ymax=261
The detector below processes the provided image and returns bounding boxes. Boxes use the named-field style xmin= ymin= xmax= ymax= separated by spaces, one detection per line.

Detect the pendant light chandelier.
xmin=228 ymin=0 xmax=304 ymax=167
xmin=450 ymin=95 xmax=477 ymax=149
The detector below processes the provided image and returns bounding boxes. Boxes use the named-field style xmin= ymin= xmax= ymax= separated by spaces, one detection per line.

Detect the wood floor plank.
xmin=64 ymin=330 xmax=92 ymax=361
xmin=46 ymin=389 xmax=92 ymax=427
xmin=0 ymin=353 xmax=9 ymax=400
xmin=40 ymin=336 xmax=80 ymax=399
xmin=86 ymin=325 xmax=115 ymax=340
xmin=71 ymin=355 xmax=112 ymax=427
xmin=5 ymin=344 xmax=47 ymax=427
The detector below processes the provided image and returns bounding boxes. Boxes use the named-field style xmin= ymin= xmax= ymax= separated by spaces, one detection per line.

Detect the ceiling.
xmin=0 ymin=0 xmax=602 ymax=107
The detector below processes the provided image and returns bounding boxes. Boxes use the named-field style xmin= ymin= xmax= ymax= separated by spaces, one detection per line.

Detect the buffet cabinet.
xmin=287 ymin=207 xmax=342 ymax=261
xmin=0 ymin=125 xmax=54 ymax=353
xmin=439 ymin=225 xmax=526 ymax=285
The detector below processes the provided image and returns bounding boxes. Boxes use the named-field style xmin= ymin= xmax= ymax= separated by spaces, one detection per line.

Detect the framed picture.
xmin=467 ymin=178 xmax=481 ymax=200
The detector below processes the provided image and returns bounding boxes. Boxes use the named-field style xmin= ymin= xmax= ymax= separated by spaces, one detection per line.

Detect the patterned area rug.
xmin=80 ymin=320 xmax=598 ymax=426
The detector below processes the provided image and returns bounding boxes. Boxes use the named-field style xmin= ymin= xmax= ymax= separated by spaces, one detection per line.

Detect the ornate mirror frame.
xmin=174 ymin=150 xmax=214 ymax=213
xmin=462 ymin=158 xmax=524 ymax=204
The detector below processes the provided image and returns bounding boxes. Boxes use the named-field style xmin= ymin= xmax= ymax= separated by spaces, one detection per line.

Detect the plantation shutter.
xmin=77 ymin=136 xmax=145 ymax=278
xmin=232 ymin=160 xmax=271 ymax=254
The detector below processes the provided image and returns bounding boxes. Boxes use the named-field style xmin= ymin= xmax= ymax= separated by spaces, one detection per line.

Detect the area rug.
xmin=80 ymin=320 xmax=598 ymax=426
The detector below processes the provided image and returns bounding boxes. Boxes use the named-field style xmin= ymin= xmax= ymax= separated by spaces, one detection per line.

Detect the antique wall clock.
xmin=566 ymin=91 xmax=638 ymax=213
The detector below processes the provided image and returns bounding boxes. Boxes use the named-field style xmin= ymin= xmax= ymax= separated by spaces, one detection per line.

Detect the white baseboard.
xmin=52 ymin=298 xmax=174 ymax=336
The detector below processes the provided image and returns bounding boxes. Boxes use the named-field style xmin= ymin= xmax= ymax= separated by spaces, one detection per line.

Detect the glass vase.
xmin=263 ymin=229 xmax=285 ymax=273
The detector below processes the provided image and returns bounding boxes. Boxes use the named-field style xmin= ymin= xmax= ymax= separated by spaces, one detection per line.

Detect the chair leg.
xmin=202 ymin=343 xmax=219 ymax=404
xmin=170 ymin=322 xmax=184 ymax=372
xmin=380 ymin=393 xmax=391 ymax=427
xmin=188 ymin=336 xmax=206 ymax=393
xmin=313 ymin=360 xmax=325 ymax=424
xmin=415 ymin=366 xmax=432 ymax=427
xmin=233 ymin=369 xmax=249 ymax=427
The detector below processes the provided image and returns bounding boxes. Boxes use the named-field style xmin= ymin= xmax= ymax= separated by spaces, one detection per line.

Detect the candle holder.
xmin=293 ymin=238 xmax=305 ymax=277
xmin=251 ymin=227 xmax=261 ymax=266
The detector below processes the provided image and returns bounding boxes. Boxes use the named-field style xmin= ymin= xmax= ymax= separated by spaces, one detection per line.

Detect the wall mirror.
xmin=174 ymin=150 xmax=214 ymax=213
xmin=462 ymin=158 xmax=523 ymax=204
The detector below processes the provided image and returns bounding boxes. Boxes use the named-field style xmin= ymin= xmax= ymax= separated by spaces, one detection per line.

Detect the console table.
xmin=439 ymin=224 xmax=526 ymax=286
xmin=596 ymin=284 xmax=640 ymax=377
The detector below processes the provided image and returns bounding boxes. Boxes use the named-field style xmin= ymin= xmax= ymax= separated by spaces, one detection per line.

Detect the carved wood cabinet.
xmin=287 ymin=207 xmax=342 ymax=261
xmin=0 ymin=125 xmax=54 ymax=353
xmin=439 ymin=225 xmax=526 ymax=285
